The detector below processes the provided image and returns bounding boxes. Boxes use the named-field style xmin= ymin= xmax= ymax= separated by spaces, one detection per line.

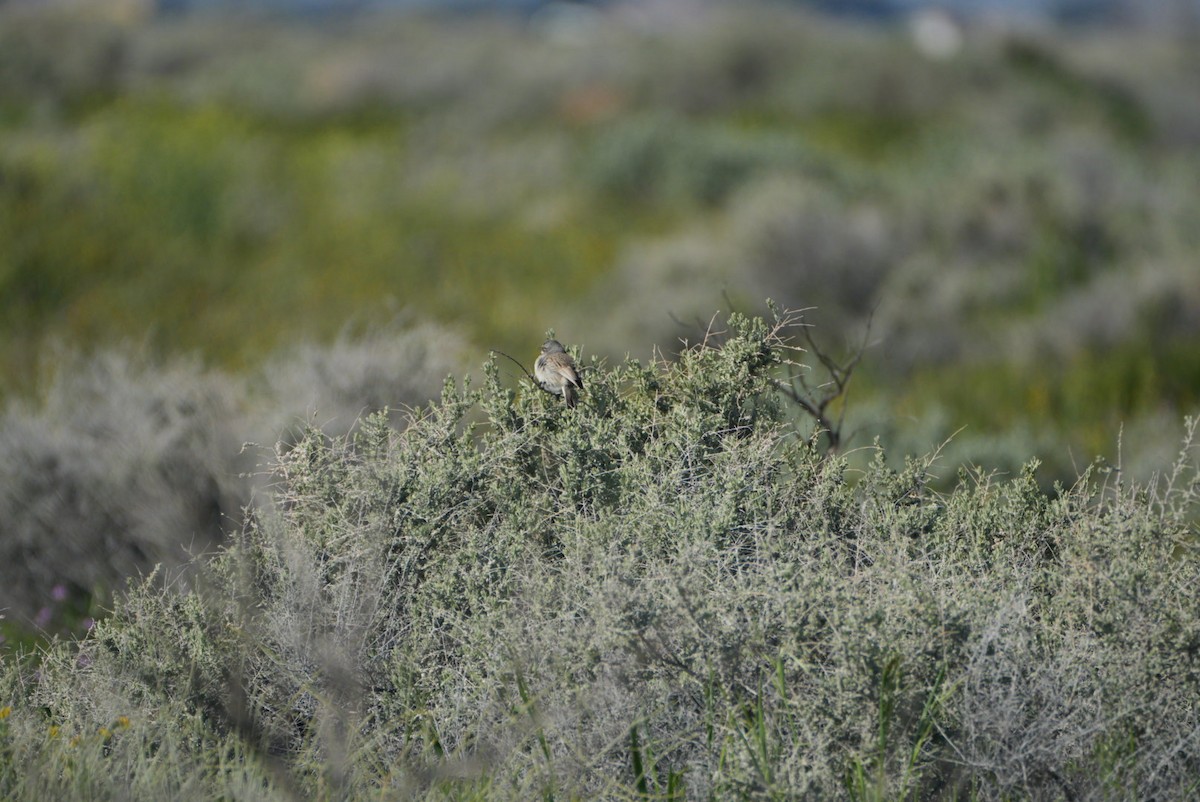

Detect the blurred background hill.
xmin=1 ymin=0 xmax=1199 ymax=633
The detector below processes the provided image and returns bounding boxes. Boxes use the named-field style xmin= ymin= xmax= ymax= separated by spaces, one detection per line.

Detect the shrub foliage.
xmin=2 ymin=312 xmax=1198 ymax=800
xmin=0 ymin=319 xmax=466 ymax=628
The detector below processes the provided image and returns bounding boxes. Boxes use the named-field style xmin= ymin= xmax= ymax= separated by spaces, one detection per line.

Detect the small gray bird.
xmin=535 ymin=339 xmax=583 ymax=408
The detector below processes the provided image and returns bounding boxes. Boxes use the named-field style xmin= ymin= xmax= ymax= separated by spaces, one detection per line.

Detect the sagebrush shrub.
xmin=0 ymin=320 xmax=467 ymax=630
xmin=1 ymin=312 xmax=1198 ymax=801
xmin=0 ymin=351 xmax=246 ymax=626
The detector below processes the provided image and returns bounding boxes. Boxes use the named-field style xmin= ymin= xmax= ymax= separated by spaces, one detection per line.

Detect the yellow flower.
xmin=48 ymin=725 xmax=60 ymax=738
xmin=116 ymin=716 xmax=131 ymax=729
xmin=0 ymin=706 xmax=11 ymax=720
xmin=98 ymin=727 xmax=112 ymax=739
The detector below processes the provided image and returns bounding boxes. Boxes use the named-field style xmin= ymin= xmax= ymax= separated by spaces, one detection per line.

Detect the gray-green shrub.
xmin=0 ymin=350 xmax=245 ymax=627
xmin=0 ymin=319 xmax=466 ymax=630
xmin=1 ymin=312 xmax=1197 ymax=800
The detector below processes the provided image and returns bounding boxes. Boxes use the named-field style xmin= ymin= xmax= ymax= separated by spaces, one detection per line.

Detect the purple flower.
xmin=51 ymin=584 xmax=68 ymax=603
xmin=33 ymin=607 xmax=52 ymax=629
xmin=82 ymin=618 xmax=95 ymax=631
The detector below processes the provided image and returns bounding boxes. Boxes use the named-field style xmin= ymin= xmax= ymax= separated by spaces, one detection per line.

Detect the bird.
xmin=535 ymin=339 xmax=583 ymax=408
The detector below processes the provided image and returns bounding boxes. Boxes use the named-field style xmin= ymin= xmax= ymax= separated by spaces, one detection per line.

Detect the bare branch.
xmin=779 ymin=306 xmax=877 ymax=455
xmin=491 ymin=349 xmax=560 ymax=400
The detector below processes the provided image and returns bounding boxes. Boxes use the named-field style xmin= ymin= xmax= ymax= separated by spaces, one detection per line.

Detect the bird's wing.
xmin=558 ymin=355 xmax=582 ymax=387
xmin=541 ymin=353 xmax=577 ymax=385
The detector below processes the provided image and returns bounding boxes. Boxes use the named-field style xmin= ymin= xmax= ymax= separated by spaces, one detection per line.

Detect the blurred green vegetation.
xmin=1 ymin=3 xmax=1198 ymax=484
xmin=0 ymin=96 xmax=648 ymax=379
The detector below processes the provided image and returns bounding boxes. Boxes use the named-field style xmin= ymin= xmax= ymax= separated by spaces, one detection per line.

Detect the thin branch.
xmin=491 ymin=349 xmax=560 ymax=399
xmin=776 ymin=306 xmax=877 ymax=454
